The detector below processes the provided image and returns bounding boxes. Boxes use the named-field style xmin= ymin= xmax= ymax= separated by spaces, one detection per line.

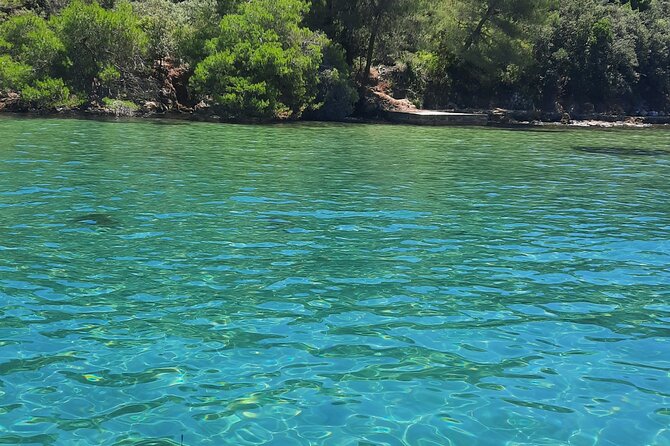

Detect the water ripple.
xmin=0 ymin=118 xmax=669 ymax=445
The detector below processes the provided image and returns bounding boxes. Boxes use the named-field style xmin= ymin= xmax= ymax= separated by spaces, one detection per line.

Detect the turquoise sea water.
xmin=0 ymin=117 xmax=669 ymax=445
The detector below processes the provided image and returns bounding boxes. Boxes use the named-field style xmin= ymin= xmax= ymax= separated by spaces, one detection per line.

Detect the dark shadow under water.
xmin=71 ymin=213 xmax=119 ymax=228
xmin=574 ymin=146 xmax=669 ymax=156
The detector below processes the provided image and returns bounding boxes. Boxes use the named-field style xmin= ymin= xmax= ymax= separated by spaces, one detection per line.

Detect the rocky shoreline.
xmin=487 ymin=109 xmax=670 ymax=128
xmin=1 ymin=105 xmax=669 ymax=128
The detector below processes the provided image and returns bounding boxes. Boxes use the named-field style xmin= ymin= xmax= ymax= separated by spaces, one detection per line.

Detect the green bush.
xmin=309 ymin=68 xmax=358 ymax=120
xmin=98 ymin=65 xmax=121 ymax=89
xmin=1 ymin=0 xmax=667 ymax=115
xmin=0 ymin=13 xmax=64 ymax=75
xmin=0 ymin=55 xmax=33 ymax=92
xmin=306 ymin=43 xmax=358 ymax=120
xmin=190 ymin=0 xmax=325 ymax=118
xmin=533 ymin=0 xmax=650 ymax=111
xmin=134 ymin=0 xmax=186 ymax=62
xmin=53 ymin=0 xmax=148 ymax=95
xmin=102 ymin=97 xmax=139 ymax=116
xmin=19 ymin=77 xmax=70 ymax=108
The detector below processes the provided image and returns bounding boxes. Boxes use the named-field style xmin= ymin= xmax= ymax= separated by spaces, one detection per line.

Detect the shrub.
xmin=306 ymin=43 xmax=358 ymax=120
xmin=53 ymin=0 xmax=148 ymax=95
xmin=102 ymin=97 xmax=139 ymax=116
xmin=19 ymin=77 xmax=70 ymax=108
xmin=0 ymin=55 xmax=33 ymax=92
xmin=190 ymin=0 xmax=325 ymax=118
xmin=134 ymin=0 xmax=186 ymax=62
xmin=0 ymin=13 xmax=64 ymax=75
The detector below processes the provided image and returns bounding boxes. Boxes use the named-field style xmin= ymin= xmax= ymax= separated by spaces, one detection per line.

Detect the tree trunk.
xmin=364 ymin=2 xmax=384 ymax=80
xmin=463 ymin=1 xmax=499 ymax=51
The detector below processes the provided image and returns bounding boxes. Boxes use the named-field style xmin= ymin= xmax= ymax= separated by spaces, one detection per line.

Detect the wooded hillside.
xmin=1 ymin=0 xmax=669 ymax=118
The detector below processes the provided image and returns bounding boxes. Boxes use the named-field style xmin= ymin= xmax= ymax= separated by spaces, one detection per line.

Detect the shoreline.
xmin=1 ymin=108 xmax=669 ymax=129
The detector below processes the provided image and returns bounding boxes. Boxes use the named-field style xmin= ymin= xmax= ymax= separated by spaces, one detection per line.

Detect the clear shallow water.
xmin=0 ymin=117 xmax=669 ymax=446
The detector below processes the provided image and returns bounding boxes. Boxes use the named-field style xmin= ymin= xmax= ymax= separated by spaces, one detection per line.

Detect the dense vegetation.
xmin=1 ymin=0 xmax=669 ymax=118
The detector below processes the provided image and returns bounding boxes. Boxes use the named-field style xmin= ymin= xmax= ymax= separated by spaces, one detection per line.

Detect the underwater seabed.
xmin=0 ymin=118 xmax=669 ymax=445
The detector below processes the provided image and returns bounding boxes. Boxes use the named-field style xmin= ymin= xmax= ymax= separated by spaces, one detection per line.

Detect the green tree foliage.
xmin=614 ymin=0 xmax=652 ymax=11
xmin=533 ymin=0 xmax=667 ymax=112
xmin=0 ymin=12 xmax=63 ymax=74
xmin=53 ymin=0 xmax=148 ymax=97
xmin=0 ymin=0 xmax=70 ymax=18
xmin=0 ymin=54 xmax=33 ymax=92
xmin=1 ymin=0 xmax=669 ymax=115
xmin=305 ymin=42 xmax=358 ymax=121
xmin=169 ymin=0 xmax=238 ymax=65
xmin=637 ymin=0 xmax=670 ymax=110
xmin=132 ymin=0 xmax=184 ymax=62
xmin=411 ymin=0 xmax=551 ymax=108
xmin=19 ymin=76 xmax=69 ymax=108
xmin=387 ymin=0 xmax=669 ymax=112
xmin=190 ymin=0 xmax=326 ymax=118
xmin=0 ymin=12 xmax=69 ymax=108
xmin=307 ymin=0 xmax=420 ymax=78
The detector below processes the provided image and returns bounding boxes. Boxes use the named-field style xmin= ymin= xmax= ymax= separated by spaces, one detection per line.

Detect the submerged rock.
xmin=72 ymin=213 xmax=119 ymax=228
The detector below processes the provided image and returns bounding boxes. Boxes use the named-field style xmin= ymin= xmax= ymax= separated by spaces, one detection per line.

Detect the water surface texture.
xmin=1 ymin=117 xmax=669 ymax=445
